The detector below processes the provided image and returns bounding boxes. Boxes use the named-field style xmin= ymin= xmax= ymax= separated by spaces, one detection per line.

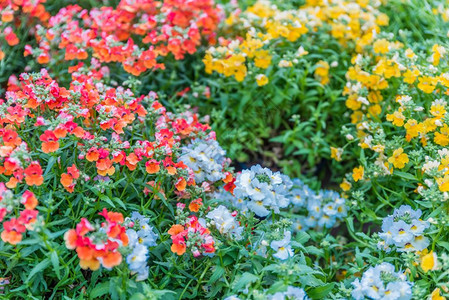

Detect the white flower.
xmin=269 ymin=286 xmax=308 ymax=300
xmin=179 ymin=138 xmax=226 ymax=183
xmin=206 ymin=205 xmax=243 ymax=240
xmin=270 ymin=231 xmax=294 ymax=260
xmin=126 ymin=244 xmax=148 ymax=272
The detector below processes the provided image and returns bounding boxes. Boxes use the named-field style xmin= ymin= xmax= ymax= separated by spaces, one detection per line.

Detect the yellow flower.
xmin=368 ymin=90 xmax=383 ymax=103
xmin=403 ymin=68 xmax=420 ymax=84
xmin=256 ymin=74 xmax=269 ymax=86
xmin=352 ymin=166 xmax=364 ymax=182
xmin=388 ymin=148 xmax=409 ymax=169
xmin=430 ymin=288 xmax=446 ymax=300
xmin=430 ymin=104 xmax=446 ymax=119
xmin=330 ymin=147 xmax=343 ymax=161
xmin=386 ymin=110 xmax=405 ymax=127
xmin=405 ymin=48 xmax=416 ymax=59
xmin=434 ymin=124 xmax=449 ymax=146
xmin=421 ymin=251 xmax=438 ymax=272
xmin=431 ymin=44 xmax=445 ymax=66
xmin=437 ymin=175 xmax=449 ymax=192
xmin=373 ymin=38 xmax=390 ymax=54
xmin=367 ymin=104 xmax=381 ymax=117
xmin=376 ymin=13 xmax=389 ymax=26
xmin=404 ymin=119 xmax=424 ymax=141
xmin=278 ymin=60 xmax=292 ymax=68
xmin=417 ymin=76 xmax=438 ymax=94
xmin=351 ymin=111 xmax=363 ymax=124
xmin=315 ymin=60 xmax=330 ymax=85
xmin=439 ymin=156 xmax=449 ymax=175
xmin=423 ymin=118 xmax=437 ymax=134
xmin=346 ymin=94 xmax=362 ymax=110
xmin=372 ymin=144 xmax=385 ymax=153
xmin=340 ymin=179 xmax=351 ymax=191
xmin=254 ymin=50 xmax=272 ymax=69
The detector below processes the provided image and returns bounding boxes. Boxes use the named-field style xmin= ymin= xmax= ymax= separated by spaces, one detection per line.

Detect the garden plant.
xmin=0 ymin=0 xmax=449 ymax=299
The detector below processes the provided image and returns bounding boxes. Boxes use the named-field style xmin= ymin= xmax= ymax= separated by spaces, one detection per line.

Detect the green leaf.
xmin=393 ymin=171 xmax=416 ymax=181
xmin=208 ymin=266 xmax=225 ymax=285
xmin=90 ymin=281 xmax=110 ymax=298
xmin=50 ymin=251 xmax=61 ymax=279
xmin=307 ymin=282 xmax=335 ymax=299
xmin=27 ymin=258 xmax=50 ymax=282
xmin=233 ymin=272 xmax=258 ymax=292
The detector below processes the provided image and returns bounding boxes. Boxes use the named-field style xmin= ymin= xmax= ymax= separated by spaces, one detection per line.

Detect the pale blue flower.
xmin=270 ymin=231 xmax=294 ymax=260
xmin=269 ymin=286 xmax=308 ymax=300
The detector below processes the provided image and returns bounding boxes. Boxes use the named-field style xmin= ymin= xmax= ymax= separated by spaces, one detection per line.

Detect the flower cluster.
xmin=2 ymin=0 xmax=449 ymax=298
xmin=0 ymin=128 xmax=44 ymax=189
xmin=269 ymin=286 xmax=308 ymax=300
xmin=27 ymin=0 xmax=222 ymax=75
xmin=351 ymin=262 xmax=413 ymax=300
xmin=233 ymin=165 xmax=292 ymax=217
xmin=0 ymin=0 xmax=49 ymax=60
xmin=0 ymin=183 xmax=39 ymax=245
xmin=290 ymin=180 xmax=347 ymax=231
xmin=169 ymin=203 xmax=215 ymax=257
xmin=125 ymin=212 xmax=158 ymax=281
xmin=203 ymin=0 xmax=388 ymax=84
xmin=0 ymin=69 xmax=224 ymax=202
xmin=206 ymin=205 xmax=243 ymax=240
xmin=179 ymin=138 xmax=227 ymax=183
xmin=226 ymin=286 xmax=308 ymax=300
xmin=64 ymin=209 xmax=128 ymax=271
xmin=377 ymin=205 xmax=430 ymax=253
xmin=340 ymin=37 xmax=449 ymax=200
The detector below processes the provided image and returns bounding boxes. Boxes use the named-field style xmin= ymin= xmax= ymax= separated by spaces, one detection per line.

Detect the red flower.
xmin=1 ymin=218 xmax=26 ymax=245
xmin=24 ymin=162 xmax=44 ymax=186
xmin=40 ymin=130 xmax=59 ymax=153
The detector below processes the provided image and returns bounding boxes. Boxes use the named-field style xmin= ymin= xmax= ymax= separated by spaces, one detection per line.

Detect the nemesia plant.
xmin=27 ymin=0 xmax=222 ymax=76
xmin=1 ymin=0 xmax=449 ymax=299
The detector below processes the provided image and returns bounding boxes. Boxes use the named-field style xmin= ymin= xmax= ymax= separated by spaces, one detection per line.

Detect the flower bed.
xmin=0 ymin=0 xmax=449 ymax=299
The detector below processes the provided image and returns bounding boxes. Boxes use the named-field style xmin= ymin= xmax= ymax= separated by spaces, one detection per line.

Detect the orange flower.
xmin=86 ymin=148 xmax=100 ymax=161
xmin=145 ymin=159 xmax=160 ymax=174
xmin=189 ymin=198 xmax=203 ymax=212
xmin=223 ymin=172 xmax=233 ymax=183
xmin=72 ymin=126 xmax=85 ymax=138
xmin=40 ymin=130 xmax=59 ymax=153
xmin=5 ymin=31 xmax=19 ymax=46
xmin=67 ymin=164 xmax=80 ymax=179
xmin=60 ymin=173 xmax=74 ymax=192
xmin=21 ymin=191 xmax=38 ymax=210
xmin=37 ymin=53 xmax=50 ymax=64
xmin=171 ymin=243 xmax=186 ymax=255
xmin=106 ymin=211 xmax=124 ymax=224
xmin=79 ymin=258 xmax=100 ymax=271
xmin=54 ymin=127 xmax=68 ymax=138
xmin=62 ymin=173 xmax=74 ymax=186
xmin=64 ymin=229 xmax=78 ymax=250
xmin=76 ymin=246 xmax=94 ymax=260
xmin=6 ymin=177 xmax=18 ymax=189
xmin=1 ymin=219 xmax=26 ymax=245
xmin=1 ymin=11 xmax=14 ymax=23
xmin=175 ymin=177 xmax=187 ymax=191
xmin=166 ymin=166 xmax=177 ymax=175
xmin=125 ymin=153 xmax=139 ymax=170
xmin=1 ymin=230 xmax=22 ymax=245
xmin=96 ymin=158 xmax=115 ymax=176
xmin=101 ymin=251 xmax=122 ymax=269
xmin=168 ymin=224 xmax=184 ymax=235
xmin=2 ymin=129 xmax=21 ymax=147
xmin=24 ymin=162 xmax=44 ymax=186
